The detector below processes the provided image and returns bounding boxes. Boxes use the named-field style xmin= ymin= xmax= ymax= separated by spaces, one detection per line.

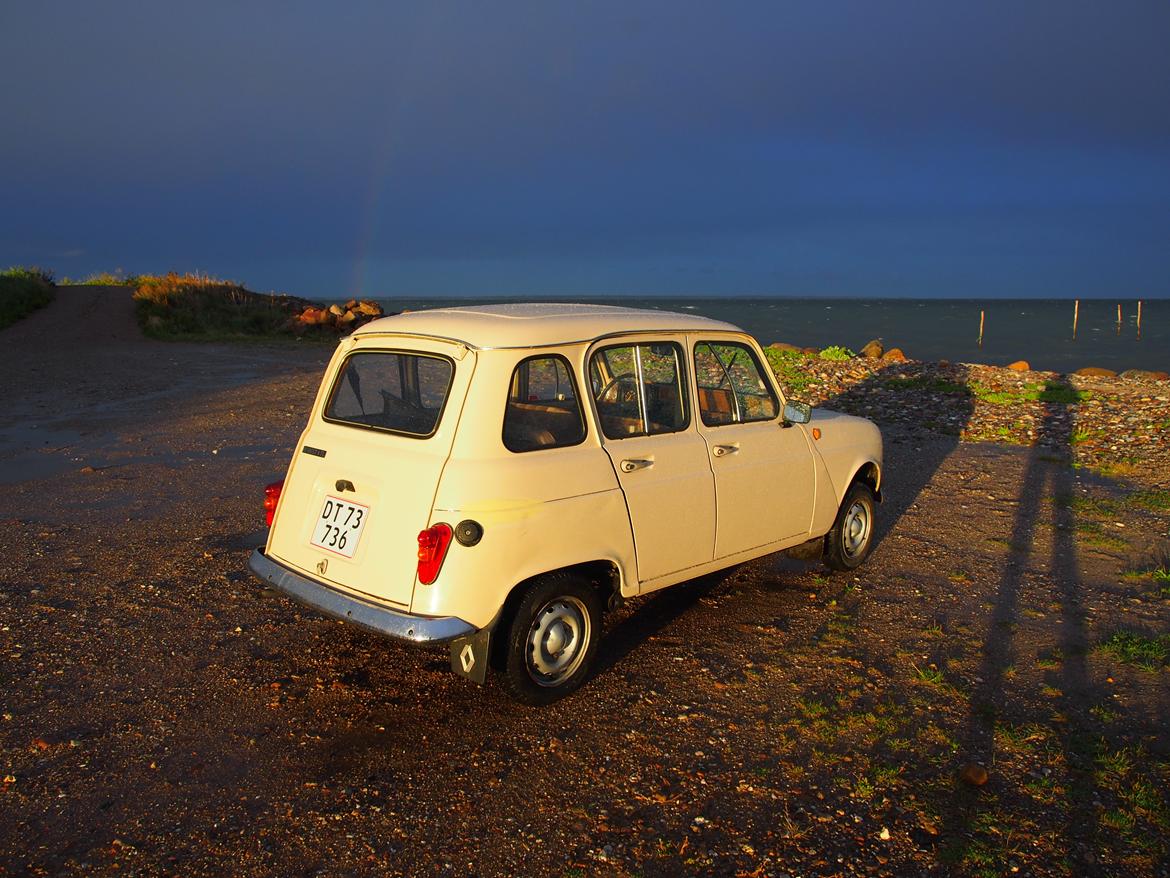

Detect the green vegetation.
xmin=132 ymin=272 xmax=308 ymax=340
xmin=763 ymin=346 xmax=814 ymax=396
xmin=970 ymin=379 xmax=1091 ymax=406
xmin=818 ymin=345 xmax=854 ymax=361
xmin=1095 ymin=630 xmax=1170 ymax=671
xmin=1132 ymin=489 xmax=1170 ymax=512
xmin=0 ymin=266 xmax=54 ymax=330
xmin=63 ymin=270 xmax=137 ymax=286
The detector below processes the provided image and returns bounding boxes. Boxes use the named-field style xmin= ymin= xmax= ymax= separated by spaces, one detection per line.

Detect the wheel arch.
xmin=490 ymin=560 xmax=622 ymax=667
xmin=851 ymin=460 xmax=882 ymax=503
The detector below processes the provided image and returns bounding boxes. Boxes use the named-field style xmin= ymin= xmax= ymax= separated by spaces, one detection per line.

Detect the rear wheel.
xmin=824 ymin=481 xmax=876 ymax=571
xmin=501 ymin=572 xmax=601 ymax=705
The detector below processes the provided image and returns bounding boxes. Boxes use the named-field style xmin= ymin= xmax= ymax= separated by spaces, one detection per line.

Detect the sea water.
xmin=372 ymin=296 xmax=1167 ymax=374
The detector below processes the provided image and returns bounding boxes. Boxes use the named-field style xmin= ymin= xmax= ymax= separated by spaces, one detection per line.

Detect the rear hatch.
xmin=266 ymin=336 xmax=474 ymax=609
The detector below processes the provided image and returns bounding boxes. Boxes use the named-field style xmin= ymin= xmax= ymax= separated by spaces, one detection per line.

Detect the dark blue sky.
xmin=3 ymin=1 xmax=1169 ymax=299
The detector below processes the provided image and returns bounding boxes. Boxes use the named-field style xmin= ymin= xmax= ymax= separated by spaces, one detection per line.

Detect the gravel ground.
xmin=1 ymin=288 xmax=1168 ymax=877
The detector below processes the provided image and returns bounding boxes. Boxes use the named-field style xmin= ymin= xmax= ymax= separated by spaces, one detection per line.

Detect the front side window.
xmin=324 ymin=351 xmax=453 ymax=437
xmin=503 ymin=355 xmax=586 ymax=452
xmin=589 ymin=342 xmax=689 ymax=440
xmin=694 ymin=341 xmax=779 ymax=426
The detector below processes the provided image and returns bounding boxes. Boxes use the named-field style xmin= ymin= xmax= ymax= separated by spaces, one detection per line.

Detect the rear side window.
xmin=324 ymin=351 xmax=453 ymax=437
xmin=503 ymin=356 xmax=586 ymax=452
xmin=694 ymin=341 xmax=779 ymax=426
xmin=589 ymin=342 xmax=689 ymax=440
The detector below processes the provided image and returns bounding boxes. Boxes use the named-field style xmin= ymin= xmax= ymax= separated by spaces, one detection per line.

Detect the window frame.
xmin=692 ymin=340 xmax=780 ymax=428
xmin=502 ymin=353 xmax=588 ymax=454
xmin=321 ymin=348 xmax=456 ymax=440
xmin=588 ymin=340 xmax=692 ymax=441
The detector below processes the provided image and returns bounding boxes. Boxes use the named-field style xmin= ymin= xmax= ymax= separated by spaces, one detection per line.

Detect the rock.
xmin=801 ymin=347 xmax=819 ymax=356
xmin=328 ymin=303 xmax=346 ymax=317
xmin=859 ymin=339 xmax=884 ymax=359
xmin=345 ymin=299 xmax=358 ymax=310
xmin=881 ymin=348 xmax=908 ymax=363
xmin=1073 ymin=367 xmax=1116 ymax=378
xmin=1007 ymin=360 xmax=1030 ymax=372
xmin=1120 ymin=369 xmax=1170 ymax=381
xmin=768 ymin=342 xmax=803 ymax=353
xmin=356 ymin=300 xmax=384 ymax=317
xmin=338 ymin=310 xmax=357 ymax=325
xmin=299 ymin=307 xmax=330 ymax=325
xmin=959 ymin=763 xmax=989 ymax=786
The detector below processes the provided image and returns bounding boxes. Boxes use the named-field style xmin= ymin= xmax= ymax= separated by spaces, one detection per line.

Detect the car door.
xmin=588 ymin=339 xmax=716 ymax=585
xmin=692 ymin=337 xmax=816 ymax=559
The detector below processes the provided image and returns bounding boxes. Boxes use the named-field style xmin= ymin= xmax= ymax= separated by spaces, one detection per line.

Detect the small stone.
xmin=959 ymin=762 xmax=989 ymax=786
xmin=879 ymin=827 xmax=890 ymax=840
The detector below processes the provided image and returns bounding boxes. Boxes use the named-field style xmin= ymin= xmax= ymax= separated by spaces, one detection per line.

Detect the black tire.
xmin=501 ymin=572 xmax=602 ymax=706
xmin=823 ymin=481 xmax=876 ymax=571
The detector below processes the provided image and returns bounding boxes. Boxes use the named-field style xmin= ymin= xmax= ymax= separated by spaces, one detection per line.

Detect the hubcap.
xmin=526 ymin=596 xmax=590 ymax=687
xmin=842 ymin=501 xmax=871 ymax=558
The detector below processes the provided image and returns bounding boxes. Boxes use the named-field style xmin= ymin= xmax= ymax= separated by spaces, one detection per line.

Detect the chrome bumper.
xmin=247 ymin=549 xmax=476 ymax=644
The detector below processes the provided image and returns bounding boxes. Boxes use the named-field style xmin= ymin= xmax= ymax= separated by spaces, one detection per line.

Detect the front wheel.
xmin=501 ymin=573 xmax=602 ymax=705
xmin=824 ymin=482 xmax=876 ymax=571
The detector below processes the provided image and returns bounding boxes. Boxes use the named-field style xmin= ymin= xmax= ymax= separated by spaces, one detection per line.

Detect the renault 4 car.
xmin=249 ymin=304 xmax=883 ymax=704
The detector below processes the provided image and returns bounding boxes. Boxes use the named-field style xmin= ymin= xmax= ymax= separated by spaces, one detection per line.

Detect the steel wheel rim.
xmin=526 ymin=596 xmax=590 ymax=687
xmin=842 ymin=500 xmax=871 ymax=558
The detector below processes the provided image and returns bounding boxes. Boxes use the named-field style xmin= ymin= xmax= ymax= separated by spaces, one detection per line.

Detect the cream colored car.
xmin=249 ymin=304 xmax=882 ymax=704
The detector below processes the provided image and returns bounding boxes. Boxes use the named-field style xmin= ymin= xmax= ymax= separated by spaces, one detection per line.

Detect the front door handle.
xmin=712 ymin=444 xmax=739 ymax=457
xmin=620 ymin=458 xmax=654 ymax=473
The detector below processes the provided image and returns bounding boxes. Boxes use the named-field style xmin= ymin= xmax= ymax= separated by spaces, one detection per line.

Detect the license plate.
xmin=310 ymin=495 xmax=369 ymax=558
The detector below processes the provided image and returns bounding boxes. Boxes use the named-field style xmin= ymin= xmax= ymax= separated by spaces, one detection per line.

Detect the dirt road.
xmin=1 ymin=289 xmax=1167 ymax=876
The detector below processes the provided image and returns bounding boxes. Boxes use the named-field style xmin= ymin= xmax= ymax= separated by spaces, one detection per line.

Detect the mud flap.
xmin=449 ymin=627 xmax=492 ymax=685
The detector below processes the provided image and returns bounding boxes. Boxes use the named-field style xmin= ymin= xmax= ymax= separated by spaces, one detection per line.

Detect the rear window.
xmin=324 ymin=351 xmax=453 ymax=437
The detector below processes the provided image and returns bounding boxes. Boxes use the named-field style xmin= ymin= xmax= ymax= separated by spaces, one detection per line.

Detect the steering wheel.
xmin=597 ymin=372 xmax=638 ymax=404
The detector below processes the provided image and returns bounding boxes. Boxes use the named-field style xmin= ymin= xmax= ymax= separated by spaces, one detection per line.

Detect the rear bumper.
xmin=247 ymin=549 xmax=476 ymax=644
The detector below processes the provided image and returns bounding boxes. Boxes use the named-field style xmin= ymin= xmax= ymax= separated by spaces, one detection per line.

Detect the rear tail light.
xmin=416 ymin=523 xmax=453 ymax=585
xmin=264 ymin=480 xmax=284 ymax=526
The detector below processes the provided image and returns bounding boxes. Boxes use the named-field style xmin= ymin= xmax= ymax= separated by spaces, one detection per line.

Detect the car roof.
xmin=350 ymin=302 xmax=744 ymax=349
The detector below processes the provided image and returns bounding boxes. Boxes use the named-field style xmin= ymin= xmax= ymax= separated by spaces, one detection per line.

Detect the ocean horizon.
xmin=371 ymin=295 xmax=1167 ymax=374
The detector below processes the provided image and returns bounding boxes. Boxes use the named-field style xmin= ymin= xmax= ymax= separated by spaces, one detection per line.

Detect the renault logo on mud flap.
xmin=460 ymin=643 xmax=476 ymax=673
xmin=316 ymin=558 xmax=328 ymax=576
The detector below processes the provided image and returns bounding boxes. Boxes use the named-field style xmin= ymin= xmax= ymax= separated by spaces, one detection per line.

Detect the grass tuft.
xmin=1095 ymin=630 xmax=1170 ymax=671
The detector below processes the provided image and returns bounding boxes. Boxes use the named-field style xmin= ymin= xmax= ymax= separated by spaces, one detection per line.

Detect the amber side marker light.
xmin=417 ymin=523 xmax=454 ymax=585
xmin=264 ymin=480 xmax=284 ymax=526
xmin=812 ymin=428 xmax=822 ymax=440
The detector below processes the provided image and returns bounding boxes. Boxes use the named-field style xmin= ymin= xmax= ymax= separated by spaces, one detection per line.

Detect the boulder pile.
xmin=288 ymin=299 xmax=386 ymax=334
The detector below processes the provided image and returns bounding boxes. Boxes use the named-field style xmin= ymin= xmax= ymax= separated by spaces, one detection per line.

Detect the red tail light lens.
xmin=264 ymin=480 xmax=284 ymax=526
xmin=416 ymin=522 xmax=453 ymax=585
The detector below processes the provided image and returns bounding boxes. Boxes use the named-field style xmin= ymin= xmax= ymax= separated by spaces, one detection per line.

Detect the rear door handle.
xmin=620 ymin=458 xmax=654 ymax=473
xmin=712 ymin=444 xmax=739 ymax=457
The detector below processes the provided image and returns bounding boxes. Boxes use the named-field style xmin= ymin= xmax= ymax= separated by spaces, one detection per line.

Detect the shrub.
xmin=132 ymin=272 xmax=299 ymax=339
xmin=818 ymin=345 xmax=854 ymax=361
xmin=0 ymin=266 xmax=55 ymax=330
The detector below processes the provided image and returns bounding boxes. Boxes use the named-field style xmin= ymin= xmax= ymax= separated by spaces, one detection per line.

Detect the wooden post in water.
xmin=1137 ymin=299 xmax=1143 ymax=339
xmin=978 ymin=309 xmax=985 ymax=346
xmin=1117 ymin=303 xmax=1122 ymax=334
xmin=1073 ymin=299 xmax=1079 ymax=339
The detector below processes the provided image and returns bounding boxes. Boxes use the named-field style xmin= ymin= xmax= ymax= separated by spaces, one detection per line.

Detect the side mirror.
xmin=783 ymin=401 xmax=812 ymax=425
